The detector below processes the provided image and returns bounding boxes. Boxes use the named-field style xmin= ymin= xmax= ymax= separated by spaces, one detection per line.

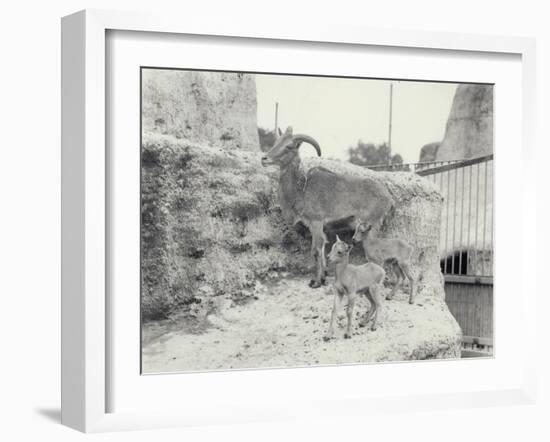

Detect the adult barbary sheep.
xmin=261 ymin=127 xmax=394 ymax=288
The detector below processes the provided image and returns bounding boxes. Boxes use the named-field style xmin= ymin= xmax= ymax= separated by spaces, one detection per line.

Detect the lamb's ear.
xmin=335 ymin=234 xmax=341 ymax=243
xmin=278 ymin=127 xmax=283 ymax=137
xmin=285 ymin=126 xmax=293 ymax=136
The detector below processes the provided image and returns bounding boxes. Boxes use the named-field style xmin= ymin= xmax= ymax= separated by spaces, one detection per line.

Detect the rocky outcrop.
xmin=436 ymin=84 xmax=493 ymax=161
xmin=142 ymin=69 xmax=259 ymax=151
xmin=141 ymin=133 xmax=311 ymax=320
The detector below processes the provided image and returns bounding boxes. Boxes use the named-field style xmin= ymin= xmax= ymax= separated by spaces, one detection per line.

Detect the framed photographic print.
xmin=61 ymin=9 xmax=537 ymax=432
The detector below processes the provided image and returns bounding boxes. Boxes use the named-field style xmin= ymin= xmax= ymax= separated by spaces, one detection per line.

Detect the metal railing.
xmin=366 ymin=159 xmax=463 ymax=173
xmin=368 ymin=155 xmax=494 ymax=278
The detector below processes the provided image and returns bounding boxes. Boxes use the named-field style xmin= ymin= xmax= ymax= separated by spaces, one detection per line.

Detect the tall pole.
xmin=388 ymin=83 xmax=393 ymax=165
xmin=274 ymin=102 xmax=279 ymax=134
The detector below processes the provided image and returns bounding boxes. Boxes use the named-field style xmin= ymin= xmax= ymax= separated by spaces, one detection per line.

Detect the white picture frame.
xmin=61 ymin=9 xmax=537 ymax=433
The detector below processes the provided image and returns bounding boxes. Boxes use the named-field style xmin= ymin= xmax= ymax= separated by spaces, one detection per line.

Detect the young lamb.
xmin=324 ymin=235 xmax=386 ymax=341
xmin=352 ymin=221 xmax=415 ymax=304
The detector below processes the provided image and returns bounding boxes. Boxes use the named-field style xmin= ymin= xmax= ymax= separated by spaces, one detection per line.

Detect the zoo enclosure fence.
xmin=368 ymin=155 xmax=494 ymax=355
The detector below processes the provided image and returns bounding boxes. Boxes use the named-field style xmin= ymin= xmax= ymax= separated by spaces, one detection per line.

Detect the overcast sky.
xmin=256 ymin=74 xmax=457 ymax=164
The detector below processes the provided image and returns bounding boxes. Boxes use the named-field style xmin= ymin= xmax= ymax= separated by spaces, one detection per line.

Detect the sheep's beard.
xmin=278 ymin=158 xmax=307 ymax=224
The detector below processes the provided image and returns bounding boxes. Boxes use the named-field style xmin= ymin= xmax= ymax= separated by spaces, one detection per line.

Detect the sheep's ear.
xmin=278 ymin=127 xmax=283 ymax=136
xmin=336 ymin=234 xmax=341 ymax=243
xmin=285 ymin=126 xmax=293 ymax=136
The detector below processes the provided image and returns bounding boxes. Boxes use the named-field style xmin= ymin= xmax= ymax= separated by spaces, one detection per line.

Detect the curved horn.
xmin=291 ymin=134 xmax=321 ymax=157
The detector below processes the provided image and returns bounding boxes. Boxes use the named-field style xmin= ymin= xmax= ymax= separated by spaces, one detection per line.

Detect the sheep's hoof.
xmin=323 ymin=335 xmax=332 ymax=342
xmin=370 ymin=325 xmax=377 ymax=331
xmin=320 ymin=277 xmax=327 ymax=285
xmin=344 ymin=333 xmax=351 ymax=339
xmin=409 ymin=298 xmax=415 ymax=305
xmin=308 ymin=279 xmax=315 ymax=287
xmin=358 ymin=322 xmax=367 ymax=328
xmin=310 ymin=280 xmax=322 ymax=289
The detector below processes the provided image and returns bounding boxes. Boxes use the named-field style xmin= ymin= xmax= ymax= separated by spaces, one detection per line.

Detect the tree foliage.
xmin=347 ymin=141 xmax=403 ymax=167
xmin=418 ymin=142 xmax=441 ymax=163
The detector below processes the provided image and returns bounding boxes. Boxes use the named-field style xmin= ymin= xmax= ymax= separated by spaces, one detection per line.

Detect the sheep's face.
xmin=352 ymin=221 xmax=371 ymax=243
xmin=261 ymin=126 xmax=300 ymax=168
xmin=328 ymin=236 xmax=352 ymax=263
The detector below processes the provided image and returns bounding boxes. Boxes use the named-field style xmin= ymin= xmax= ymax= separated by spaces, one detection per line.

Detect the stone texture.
xmin=142 ymin=69 xmax=259 ymax=151
xmin=436 ymin=84 xmax=493 ymax=161
xmin=141 ymin=133 xmax=311 ymax=320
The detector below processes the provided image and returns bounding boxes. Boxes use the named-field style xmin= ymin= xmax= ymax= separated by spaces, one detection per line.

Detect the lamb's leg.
xmin=369 ymin=284 xmax=384 ymax=331
xmin=344 ymin=293 xmax=356 ymax=339
xmin=387 ymin=261 xmax=405 ymax=300
xmin=324 ymin=289 xmax=344 ymax=341
xmin=309 ymin=222 xmax=327 ymax=288
xmin=359 ymin=289 xmax=376 ymax=327
xmin=400 ymin=261 xmax=415 ymax=304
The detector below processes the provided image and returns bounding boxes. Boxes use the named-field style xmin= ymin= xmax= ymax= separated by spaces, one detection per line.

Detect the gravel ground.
xmin=142 ymin=276 xmax=462 ymax=374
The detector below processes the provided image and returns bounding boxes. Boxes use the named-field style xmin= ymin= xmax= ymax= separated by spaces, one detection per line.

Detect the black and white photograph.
xmin=140 ymin=68 xmax=493 ymax=373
